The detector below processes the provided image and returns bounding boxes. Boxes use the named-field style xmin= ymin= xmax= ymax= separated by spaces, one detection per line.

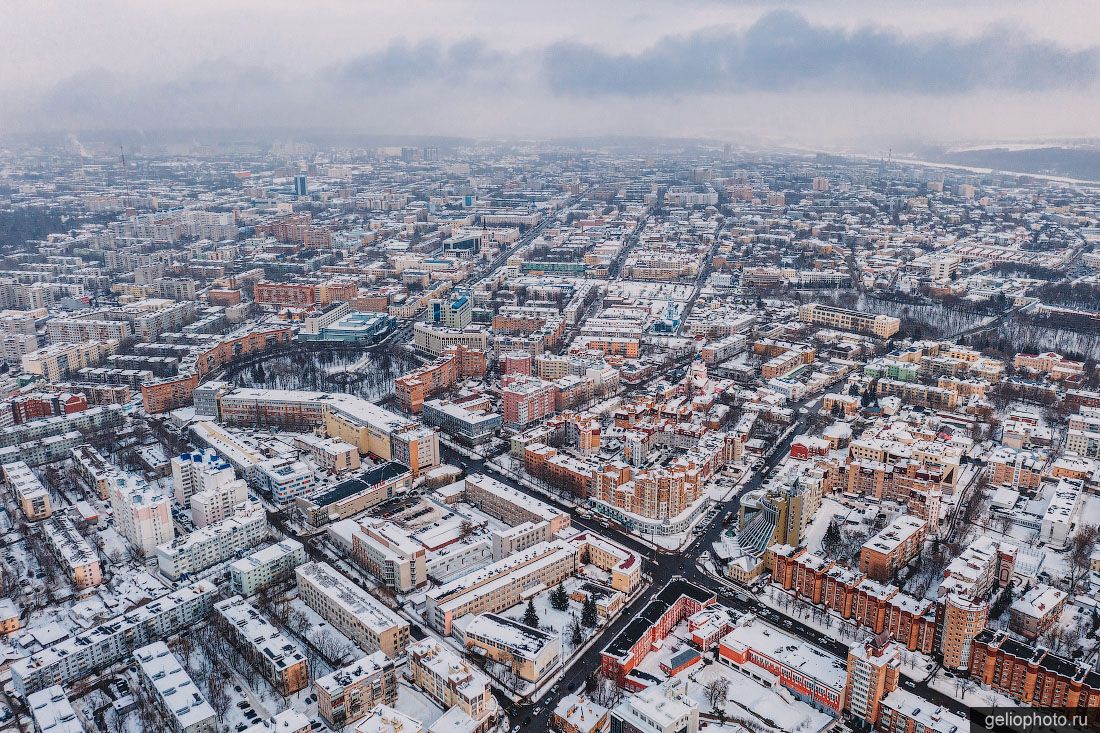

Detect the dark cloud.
xmin=542 ymin=10 xmax=1100 ymax=96
xmin=335 ymin=38 xmax=515 ymax=89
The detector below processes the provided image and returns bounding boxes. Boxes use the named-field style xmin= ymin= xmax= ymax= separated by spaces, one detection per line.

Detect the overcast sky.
xmin=2 ymin=0 xmax=1098 ymax=149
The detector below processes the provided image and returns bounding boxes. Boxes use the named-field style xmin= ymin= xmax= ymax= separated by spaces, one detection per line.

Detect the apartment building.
xmin=230 ymin=538 xmax=308 ymax=597
xmin=42 ymin=515 xmax=102 ymax=589
xmin=968 ymin=629 xmax=1100 ymax=709
xmin=939 ymin=592 xmax=990 ymax=670
xmin=295 ymin=562 xmax=410 ymax=658
xmin=315 ymin=652 xmax=398 ymax=729
xmin=190 ymin=474 xmax=249 ymax=528
xmin=215 ymin=596 xmax=309 ymax=695
xmin=845 ymin=639 xmax=900 ymax=727
xmin=10 ymin=391 xmax=87 ymax=424
xmin=407 ymin=640 xmax=498 ymax=732
xmin=799 ymin=303 xmax=900 ymax=338
xmin=771 ymin=546 xmax=940 ymax=655
xmin=134 ymin=642 xmax=216 ymax=733
xmin=46 ymin=317 xmax=131 ymax=343
xmin=463 ymin=474 xmax=571 ymax=534
xmin=0 ymin=404 xmax=123 ymax=450
xmin=424 ymin=540 xmax=578 ymax=635
xmin=501 ymin=375 xmax=557 ymax=430
xmin=351 ymin=519 xmax=427 ymax=593
xmin=859 ymin=515 xmax=927 ymax=582
xmin=21 ymin=340 xmax=118 ymax=382
xmin=12 ymin=582 xmax=218 ymax=697
xmin=156 ymin=501 xmax=267 ymax=581
xmin=5 ymin=461 xmax=51 ymax=521
xmin=172 ymin=448 xmax=237 ymax=505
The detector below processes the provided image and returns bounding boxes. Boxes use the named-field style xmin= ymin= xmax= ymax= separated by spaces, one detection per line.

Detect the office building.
xmin=609 ymin=679 xmax=698 ymax=733
xmin=295 ymin=562 xmax=410 ymax=658
xmin=351 ymin=519 xmax=427 ymax=593
xmin=798 ymin=303 xmax=900 ymax=339
xmin=459 ymin=613 xmax=562 ymax=684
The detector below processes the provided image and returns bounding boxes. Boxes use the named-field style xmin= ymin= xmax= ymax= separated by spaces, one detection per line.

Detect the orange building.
xmin=142 ymin=327 xmax=292 ymax=413
xmin=859 ymin=516 xmax=927 ymax=582
xmin=394 ymin=345 xmax=486 ymax=413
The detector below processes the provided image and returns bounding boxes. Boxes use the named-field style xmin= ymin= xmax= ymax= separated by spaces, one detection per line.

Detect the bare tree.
xmin=704 ymin=676 xmax=730 ymax=712
xmin=1067 ymin=524 xmax=1099 ymax=594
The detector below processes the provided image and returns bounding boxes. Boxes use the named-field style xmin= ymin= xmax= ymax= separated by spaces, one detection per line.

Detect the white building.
xmin=230 ymin=539 xmax=308 ymax=597
xmin=256 ymin=459 xmax=317 ymax=504
xmin=172 ymin=448 xmax=237 ymax=505
xmin=351 ymin=519 xmax=427 ymax=593
xmin=109 ymin=472 xmax=174 ymax=557
xmin=156 ymin=501 xmax=267 ymax=580
xmin=190 ymin=475 xmax=249 ymax=528
xmin=13 ymin=582 xmax=218 ymax=697
xmin=610 ymin=679 xmax=698 ymax=733
xmin=27 ymin=686 xmax=83 ymax=733
xmin=1040 ymin=480 xmax=1082 ymax=550
xmin=134 ymin=642 xmax=216 ymax=733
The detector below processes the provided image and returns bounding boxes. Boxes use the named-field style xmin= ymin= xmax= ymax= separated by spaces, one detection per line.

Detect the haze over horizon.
xmin=3 ymin=0 xmax=1099 ymax=151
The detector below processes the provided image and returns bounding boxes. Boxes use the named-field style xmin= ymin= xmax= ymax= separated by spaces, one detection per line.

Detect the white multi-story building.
xmin=351 ymin=519 xmax=427 ymax=593
xmin=295 ymin=562 xmax=410 ymax=658
xmin=229 ymin=538 xmax=308 ymax=597
xmin=190 ymin=475 xmax=249 ymax=528
xmin=1040 ymin=479 xmax=1082 ymax=550
xmin=134 ymin=642 xmax=216 ymax=733
xmin=255 ymin=459 xmax=317 ymax=504
xmin=172 ymin=448 xmax=237 ymax=505
xmin=109 ymin=472 xmax=174 ymax=557
xmin=12 ymin=582 xmax=218 ymax=697
xmin=27 ymin=686 xmax=83 ymax=733
xmin=156 ymin=501 xmax=267 ymax=581
xmin=609 ymin=679 xmax=699 ymax=733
